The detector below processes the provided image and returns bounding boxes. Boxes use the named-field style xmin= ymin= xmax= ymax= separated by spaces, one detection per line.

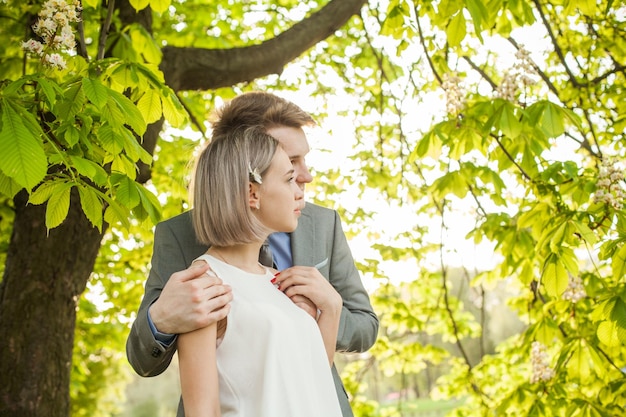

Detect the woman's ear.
xmin=249 ymin=183 xmax=261 ymax=210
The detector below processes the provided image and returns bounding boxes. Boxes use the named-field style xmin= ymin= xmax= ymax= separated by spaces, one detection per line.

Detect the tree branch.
xmin=160 ymin=0 xmax=367 ymax=91
xmin=531 ymin=0 xmax=581 ymax=88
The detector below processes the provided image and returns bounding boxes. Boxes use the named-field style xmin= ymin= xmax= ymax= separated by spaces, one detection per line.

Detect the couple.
xmin=126 ymin=92 xmax=379 ymax=416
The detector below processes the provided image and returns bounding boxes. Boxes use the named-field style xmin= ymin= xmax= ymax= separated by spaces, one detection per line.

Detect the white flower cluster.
xmin=442 ymin=73 xmax=465 ymax=115
xmin=530 ymin=341 xmax=555 ymax=383
xmin=496 ymin=45 xmax=538 ymax=102
xmin=21 ymin=0 xmax=81 ymax=70
xmin=593 ymin=159 xmax=625 ymax=210
xmin=562 ymin=274 xmax=586 ymax=303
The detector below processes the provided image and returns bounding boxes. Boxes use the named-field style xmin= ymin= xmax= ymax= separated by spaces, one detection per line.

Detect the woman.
xmin=178 ymin=127 xmax=343 ymax=417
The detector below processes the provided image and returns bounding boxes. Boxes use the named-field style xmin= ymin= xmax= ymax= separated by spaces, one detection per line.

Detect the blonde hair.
xmin=191 ymin=127 xmax=279 ymax=246
xmin=211 ymin=91 xmax=316 ymax=138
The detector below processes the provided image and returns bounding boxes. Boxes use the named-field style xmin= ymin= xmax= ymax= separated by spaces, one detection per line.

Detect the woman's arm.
xmin=178 ymin=323 xmax=220 ymax=417
xmin=316 ymin=302 xmax=342 ymax=365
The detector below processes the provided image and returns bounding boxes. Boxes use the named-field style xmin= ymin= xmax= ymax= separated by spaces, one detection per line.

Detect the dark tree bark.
xmin=161 ymin=0 xmax=367 ymax=90
xmin=0 ymin=190 xmax=104 ymax=417
xmin=0 ymin=0 xmax=367 ymax=416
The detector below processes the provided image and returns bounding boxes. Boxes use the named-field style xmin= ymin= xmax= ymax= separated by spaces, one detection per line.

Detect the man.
xmin=126 ymin=92 xmax=379 ymax=417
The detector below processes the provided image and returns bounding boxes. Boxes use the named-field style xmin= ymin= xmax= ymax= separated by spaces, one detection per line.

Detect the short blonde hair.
xmin=191 ymin=127 xmax=279 ymax=246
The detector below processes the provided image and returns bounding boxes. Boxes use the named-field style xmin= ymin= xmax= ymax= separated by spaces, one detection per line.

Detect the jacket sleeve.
xmin=328 ymin=211 xmax=379 ymax=352
xmin=126 ymin=220 xmax=190 ymax=376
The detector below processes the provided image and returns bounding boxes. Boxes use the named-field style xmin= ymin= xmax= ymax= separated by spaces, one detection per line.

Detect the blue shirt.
xmin=268 ymin=232 xmax=293 ymax=270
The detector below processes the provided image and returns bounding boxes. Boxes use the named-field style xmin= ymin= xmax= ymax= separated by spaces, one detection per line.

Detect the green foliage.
xmin=297 ymin=0 xmax=626 ymax=415
xmin=3 ymin=0 xmax=626 ymax=416
xmin=0 ymin=2 xmax=187 ymax=232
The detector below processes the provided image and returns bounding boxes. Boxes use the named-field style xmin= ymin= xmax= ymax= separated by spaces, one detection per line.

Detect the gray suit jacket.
xmin=126 ymin=202 xmax=379 ymax=417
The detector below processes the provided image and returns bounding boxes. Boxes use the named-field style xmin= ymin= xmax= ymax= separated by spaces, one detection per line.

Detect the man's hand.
xmin=149 ymin=262 xmax=232 ymax=335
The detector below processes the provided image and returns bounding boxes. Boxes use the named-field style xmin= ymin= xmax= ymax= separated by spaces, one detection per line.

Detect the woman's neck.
xmin=208 ymin=243 xmax=265 ymax=274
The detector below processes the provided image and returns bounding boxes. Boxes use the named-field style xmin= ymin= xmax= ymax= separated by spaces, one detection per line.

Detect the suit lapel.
xmin=291 ymin=204 xmax=316 ymax=266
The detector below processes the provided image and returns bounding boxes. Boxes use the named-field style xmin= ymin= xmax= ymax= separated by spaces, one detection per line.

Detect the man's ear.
xmin=249 ymin=183 xmax=261 ymax=210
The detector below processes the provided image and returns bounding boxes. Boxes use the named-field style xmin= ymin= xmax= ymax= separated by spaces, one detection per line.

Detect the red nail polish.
xmin=271 ymin=277 xmax=277 ymax=284
xmin=274 ymin=272 xmax=281 ymax=277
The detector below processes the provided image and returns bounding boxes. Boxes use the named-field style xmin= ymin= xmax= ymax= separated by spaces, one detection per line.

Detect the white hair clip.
xmin=248 ymin=163 xmax=262 ymax=184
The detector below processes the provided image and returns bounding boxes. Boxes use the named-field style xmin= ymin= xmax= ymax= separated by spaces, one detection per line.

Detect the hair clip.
xmin=248 ymin=163 xmax=262 ymax=184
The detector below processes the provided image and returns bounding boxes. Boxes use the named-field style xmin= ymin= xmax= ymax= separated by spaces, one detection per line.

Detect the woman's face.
xmin=254 ymin=147 xmax=304 ymax=233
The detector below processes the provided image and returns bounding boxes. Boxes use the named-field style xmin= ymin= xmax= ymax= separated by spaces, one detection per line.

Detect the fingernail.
xmin=271 ymin=277 xmax=277 ymax=284
xmin=274 ymin=272 xmax=281 ymax=277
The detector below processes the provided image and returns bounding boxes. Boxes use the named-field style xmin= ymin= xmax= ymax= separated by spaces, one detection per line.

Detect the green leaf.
xmin=57 ymin=83 xmax=85 ymax=119
xmin=29 ymin=181 xmax=60 ymax=205
xmin=137 ymin=89 xmax=162 ymax=124
xmin=497 ymin=101 xmax=522 ymax=138
xmin=111 ymin=154 xmax=138 ymax=180
xmin=431 ymin=170 xmax=467 ymax=199
xmin=446 ymin=12 xmax=466 ymax=47
xmin=77 ymin=185 xmax=103 ymax=231
xmin=114 ymin=174 xmax=141 ymax=208
xmin=465 ymin=0 xmax=488 ymax=41
xmin=128 ymin=0 xmax=149 ymax=11
xmin=161 ymin=91 xmax=187 ymax=128
xmin=610 ymin=297 xmax=626 ymax=330
xmin=136 ymin=183 xmax=162 ymax=224
xmin=70 ymin=156 xmax=108 ymax=186
xmin=541 ymin=254 xmax=568 ymax=297
xmin=0 ymin=100 xmax=47 ymax=190
xmin=149 ymin=0 xmax=171 ymax=14
xmin=612 ymin=244 xmax=626 ymax=281
xmin=540 ymin=102 xmax=565 ymax=138
xmin=566 ymin=339 xmax=592 ymax=382
xmin=121 ymin=129 xmax=152 ymax=164
xmin=0 ymin=170 xmax=22 ymax=198
xmin=107 ymin=90 xmax=146 ymax=135
xmin=558 ymin=246 xmax=579 ymax=277
xmin=573 ymin=220 xmax=597 ymax=246
xmin=597 ymin=321 xmax=620 ymax=347
xmin=36 ymin=77 xmax=63 ymax=109
xmin=129 ymin=26 xmax=163 ymax=64
xmin=82 ymin=78 xmax=110 ymax=109
xmin=98 ymin=124 xmax=125 ymax=155
xmin=46 ymin=183 xmax=72 ymax=229
xmin=104 ymin=199 xmax=130 ymax=230
xmin=63 ymin=125 xmax=81 ymax=147
xmin=578 ymin=0 xmax=598 ymax=15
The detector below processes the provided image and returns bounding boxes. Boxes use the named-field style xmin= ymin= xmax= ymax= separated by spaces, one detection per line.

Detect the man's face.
xmin=266 ymin=126 xmax=313 ymax=191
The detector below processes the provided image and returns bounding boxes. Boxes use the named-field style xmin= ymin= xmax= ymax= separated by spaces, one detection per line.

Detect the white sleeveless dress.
xmin=195 ymin=254 xmax=342 ymax=417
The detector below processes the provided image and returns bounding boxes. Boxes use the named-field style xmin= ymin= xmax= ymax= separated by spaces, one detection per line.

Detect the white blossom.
xmin=22 ymin=40 xmax=45 ymax=56
xmin=23 ymin=0 xmax=81 ymax=69
xmin=562 ymin=274 xmax=586 ymax=303
xmin=530 ymin=341 xmax=555 ymax=383
xmin=495 ymin=45 xmax=538 ymax=102
xmin=593 ymin=159 xmax=625 ymax=210
xmin=44 ymin=53 xmax=67 ymax=70
xmin=442 ymin=73 xmax=466 ymax=115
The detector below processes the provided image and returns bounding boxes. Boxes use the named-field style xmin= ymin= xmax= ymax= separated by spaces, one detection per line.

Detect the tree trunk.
xmin=0 ymin=190 xmax=104 ymax=417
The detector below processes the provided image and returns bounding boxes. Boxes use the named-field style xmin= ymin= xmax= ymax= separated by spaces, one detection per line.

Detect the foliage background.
xmin=1 ymin=0 xmax=625 ymax=416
